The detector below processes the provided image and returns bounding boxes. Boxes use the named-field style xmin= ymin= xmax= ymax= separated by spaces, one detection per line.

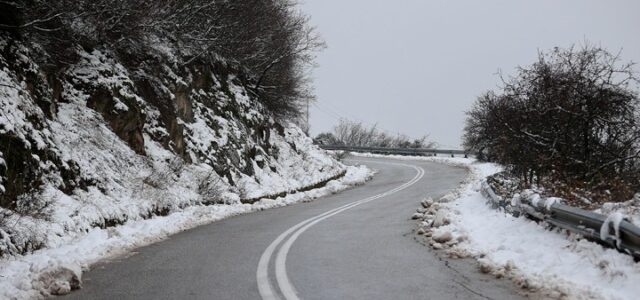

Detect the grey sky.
xmin=301 ymin=0 xmax=640 ymax=148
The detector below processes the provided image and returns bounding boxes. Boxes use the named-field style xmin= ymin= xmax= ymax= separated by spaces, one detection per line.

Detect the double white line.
xmin=256 ymin=161 xmax=425 ymax=300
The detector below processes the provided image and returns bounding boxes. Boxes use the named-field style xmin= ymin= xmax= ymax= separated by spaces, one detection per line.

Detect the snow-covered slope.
xmin=0 ymin=33 xmax=365 ymax=298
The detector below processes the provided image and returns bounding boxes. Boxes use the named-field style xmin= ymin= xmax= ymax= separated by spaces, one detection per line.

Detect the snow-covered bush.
xmin=197 ymin=170 xmax=224 ymax=205
xmin=143 ymin=158 xmax=184 ymax=189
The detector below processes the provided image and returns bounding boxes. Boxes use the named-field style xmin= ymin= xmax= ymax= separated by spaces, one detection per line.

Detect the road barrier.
xmin=481 ymin=181 xmax=640 ymax=260
xmin=319 ymin=145 xmax=468 ymax=157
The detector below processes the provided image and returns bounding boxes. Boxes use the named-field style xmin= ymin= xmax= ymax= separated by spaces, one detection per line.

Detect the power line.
xmin=313 ymin=101 xmax=380 ymax=130
xmin=314 ymin=101 xmax=370 ymax=126
xmin=312 ymin=102 xmax=343 ymax=121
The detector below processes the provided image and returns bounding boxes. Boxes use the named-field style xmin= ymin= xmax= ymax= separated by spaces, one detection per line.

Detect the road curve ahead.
xmin=62 ymin=156 xmax=525 ymax=300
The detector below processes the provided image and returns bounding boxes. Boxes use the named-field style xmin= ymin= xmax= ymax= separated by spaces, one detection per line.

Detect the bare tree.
xmin=322 ymin=119 xmax=436 ymax=149
xmin=1 ymin=0 xmax=324 ymax=119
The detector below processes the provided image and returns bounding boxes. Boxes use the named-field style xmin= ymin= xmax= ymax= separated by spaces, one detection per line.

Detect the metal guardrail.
xmin=481 ymin=181 xmax=640 ymax=260
xmin=319 ymin=145 xmax=468 ymax=157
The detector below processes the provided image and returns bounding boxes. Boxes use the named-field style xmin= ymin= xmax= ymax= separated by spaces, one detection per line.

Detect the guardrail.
xmin=481 ymin=181 xmax=640 ymax=260
xmin=319 ymin=145 xmax=468 ymax=157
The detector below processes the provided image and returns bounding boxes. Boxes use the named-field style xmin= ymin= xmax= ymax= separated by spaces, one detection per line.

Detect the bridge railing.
xmin=318 ymin=145 xmax=468 ymax=157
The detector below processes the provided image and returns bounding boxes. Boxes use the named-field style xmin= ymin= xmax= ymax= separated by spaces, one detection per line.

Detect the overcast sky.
xmin=301 ymin=0 xmax=640 ymax=148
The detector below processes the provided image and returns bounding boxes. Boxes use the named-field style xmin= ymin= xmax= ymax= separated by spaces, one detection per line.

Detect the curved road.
xmin=62 ymin=156 xmax=525 ymax=300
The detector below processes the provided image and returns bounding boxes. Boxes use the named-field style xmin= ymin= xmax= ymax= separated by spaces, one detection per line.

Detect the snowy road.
xmin=62 ymin=156 xmax=525 ymax=300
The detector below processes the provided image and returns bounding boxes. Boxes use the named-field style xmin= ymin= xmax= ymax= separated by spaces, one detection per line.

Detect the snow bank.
xmin=410 ymin=156 xmax=640 ymax=300
xmin=0 ymin=165 xmax=372 ymax=299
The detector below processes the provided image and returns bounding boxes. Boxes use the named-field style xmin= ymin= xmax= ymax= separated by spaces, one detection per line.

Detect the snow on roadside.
xmin=0 ymin=165 xmax=372 ymax=299
xmin=403 ymin=156 xmax=640 ymax=300
xmin=346 ymin=152 xmax=639 ymax=300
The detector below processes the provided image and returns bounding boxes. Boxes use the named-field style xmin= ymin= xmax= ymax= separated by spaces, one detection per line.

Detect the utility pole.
xmin=305 ymin=98 xmax=310 ymax=135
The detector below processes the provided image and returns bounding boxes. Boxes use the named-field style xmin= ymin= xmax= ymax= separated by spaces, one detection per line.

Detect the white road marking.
xmin=256 ymin=202 xmax=362 ymax=300
xmin=257 ymin=161 xmax=425 ymax=300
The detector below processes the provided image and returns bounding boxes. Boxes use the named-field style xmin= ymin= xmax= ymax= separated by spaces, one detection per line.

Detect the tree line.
xmin=315 ymin=119 xmax=437 ymax=149
xmin=0 ymin=0 xmax=323 ymax=119
xmin=463 ymin=45 xmax=640 ymax=202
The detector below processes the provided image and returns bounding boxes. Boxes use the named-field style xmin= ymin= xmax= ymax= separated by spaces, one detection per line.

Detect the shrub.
xmin=463 ymin=44 xmax=640 ymax=202
xmin=198 ymin=171 xmax=223 ymax=205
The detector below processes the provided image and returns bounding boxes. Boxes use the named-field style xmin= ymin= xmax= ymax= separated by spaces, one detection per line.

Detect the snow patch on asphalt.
xmin=0 ymin=165 xmax=372 ymax=299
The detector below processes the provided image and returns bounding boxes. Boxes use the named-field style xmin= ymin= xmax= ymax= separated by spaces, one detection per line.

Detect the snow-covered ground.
xmin=353 ymin=152 xmax=639 ymax=300
xmin=0 ymin=165 xmax=372 ymax=299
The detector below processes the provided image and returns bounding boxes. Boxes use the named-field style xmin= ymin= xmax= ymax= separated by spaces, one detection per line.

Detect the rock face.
xmin=85 ymin=84 xmax=146 ymax=155
xmin=0 ymin=34 xmax=345 ymax=257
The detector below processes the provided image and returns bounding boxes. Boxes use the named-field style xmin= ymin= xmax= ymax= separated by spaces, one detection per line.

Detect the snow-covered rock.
xmin=420 ymin=197 xmax=433 ymax=208
xmin=431 ymin=210 xmax=449 ymax=228
xmin=432 ymin=230 xmax=453 ymax=243
xmin=34 ymin=266 xmax=82 ymax=296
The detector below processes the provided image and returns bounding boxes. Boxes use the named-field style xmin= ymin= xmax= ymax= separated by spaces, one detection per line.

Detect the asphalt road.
xmin=62 ymin=156 xmax=526 ymax=300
